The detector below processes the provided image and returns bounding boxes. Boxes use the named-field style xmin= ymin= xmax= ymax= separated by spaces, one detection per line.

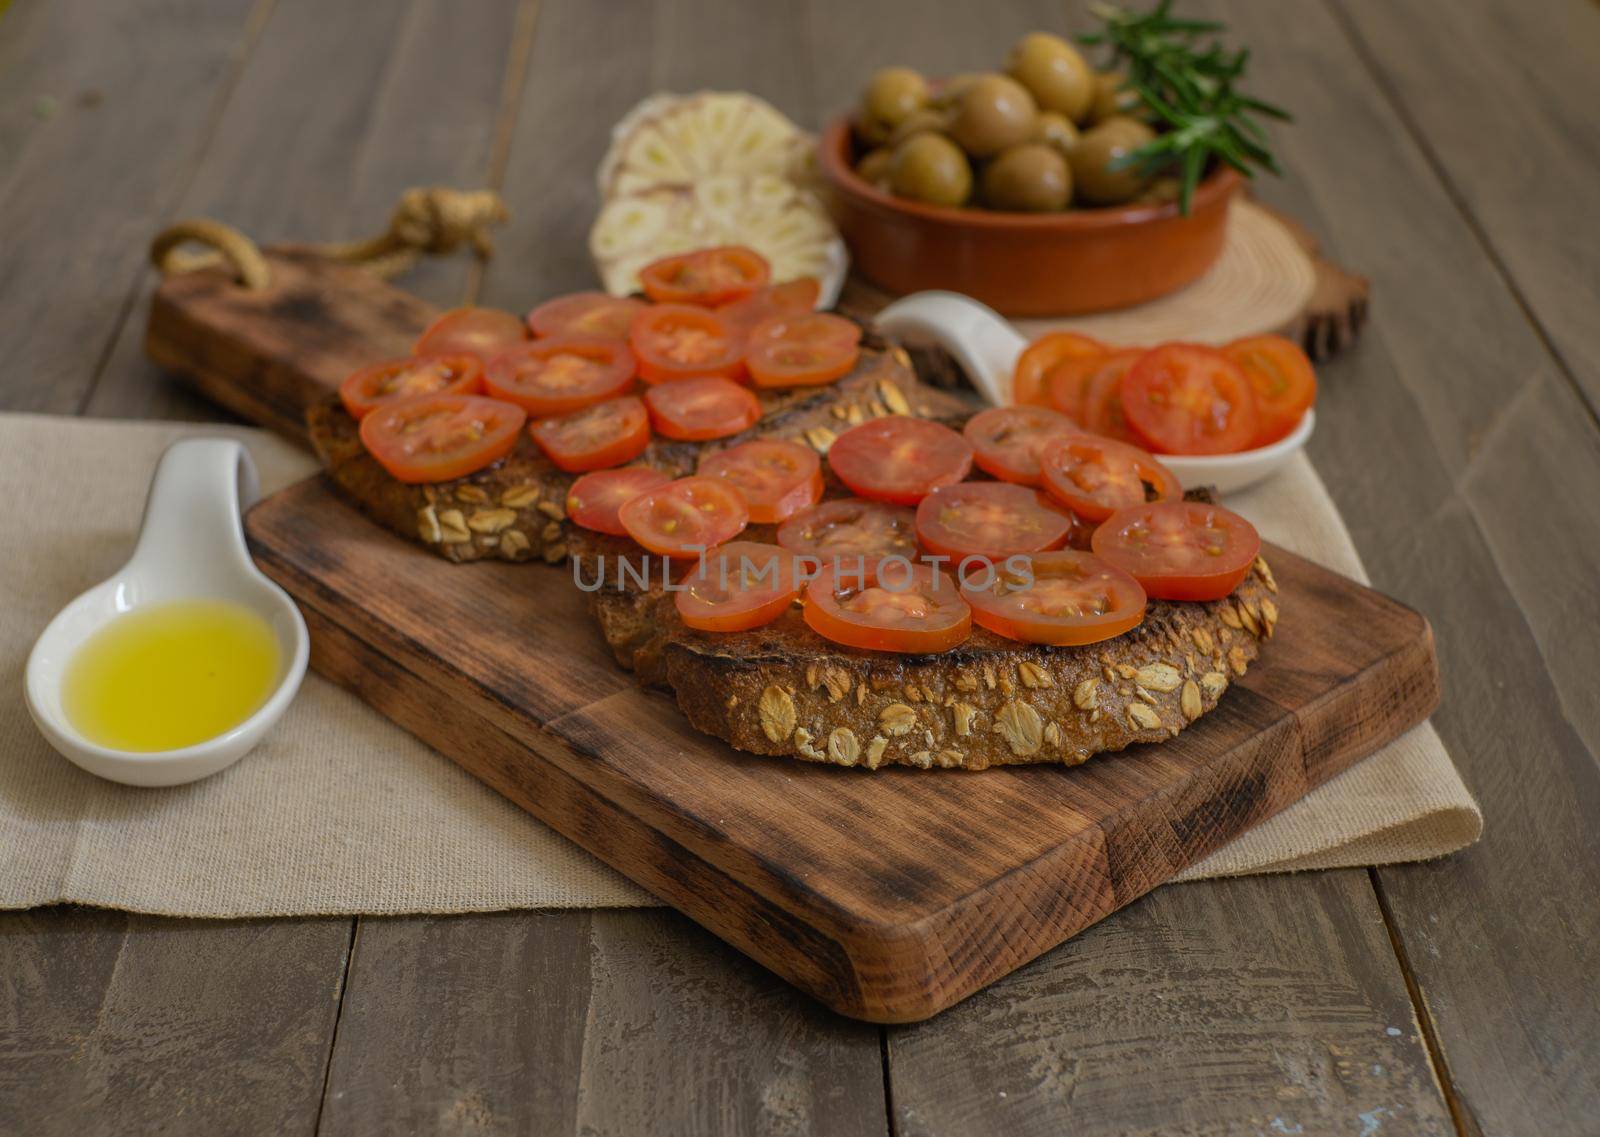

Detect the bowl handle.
xmin=873 ymin=291 xmax=1029 ymax=406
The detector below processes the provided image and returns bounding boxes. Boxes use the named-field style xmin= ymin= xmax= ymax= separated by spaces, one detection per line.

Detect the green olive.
xmin=856 ymin=147 xmax=894 ymax=187
xmin=859 ymin=67 xmax=929 ymax=137
xmin=1087 ymin=71 xmax=1141 ymax=124
xmin=1006 ymin=31 xmax=1093 ymax=123
xmin=1068 ymin=115 xmax=1156 ymax=205
xmin=1138 ymin=176 xmax=1182 ymax=205
xmin=946 ymin=73 xmax=1038 ymax=158
xmin=889 ymin=132 xmax=973 ymax=206
xmin=1032 ymin=111 xmax=1081 ymax=157
xmin=888 ymin=106 xmax=951 ymax=147
xmin=980 ymin=143 xmax=1072 ymax=212
xmin=930 ymin=72 xmax=984 ymax=112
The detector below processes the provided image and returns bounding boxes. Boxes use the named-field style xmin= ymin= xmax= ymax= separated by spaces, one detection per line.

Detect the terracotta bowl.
xmin=818 ymin=117 xmax=1242 ymax=317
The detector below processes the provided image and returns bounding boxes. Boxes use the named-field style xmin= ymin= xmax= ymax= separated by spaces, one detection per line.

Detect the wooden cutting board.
xmin=245 ymin=483 xmax=1437 ymax=1022
xmin=150 ymin=250 xmax=1432 ymax=1022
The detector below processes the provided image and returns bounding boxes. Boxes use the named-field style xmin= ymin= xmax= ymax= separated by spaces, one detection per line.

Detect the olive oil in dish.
xmin=62 ymin=599 xmax=281 ymax=752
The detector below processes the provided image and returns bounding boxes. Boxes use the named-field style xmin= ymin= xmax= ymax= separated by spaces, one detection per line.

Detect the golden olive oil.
xmin=63 ymin=600 xmax=281 ymax=752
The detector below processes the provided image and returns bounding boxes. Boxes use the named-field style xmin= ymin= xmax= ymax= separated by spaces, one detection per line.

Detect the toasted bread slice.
xmin=307 ymin=334 xmax=971 ymax=564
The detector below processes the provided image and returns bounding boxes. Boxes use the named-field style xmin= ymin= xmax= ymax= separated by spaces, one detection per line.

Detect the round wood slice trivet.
xmin=840 ymin=197 xmax=1369 ymax=379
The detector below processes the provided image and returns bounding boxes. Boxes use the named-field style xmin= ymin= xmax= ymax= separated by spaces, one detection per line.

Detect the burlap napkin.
xmin=0 ymin=414 xmax=1479 ymax=917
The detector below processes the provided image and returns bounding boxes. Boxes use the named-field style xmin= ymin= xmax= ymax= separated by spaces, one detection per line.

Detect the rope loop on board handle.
xmin=148 ymin=186 xmax=509 ymax=291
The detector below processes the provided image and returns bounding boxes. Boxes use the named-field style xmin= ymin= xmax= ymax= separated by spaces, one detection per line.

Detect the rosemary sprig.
xmin=1079 ymin=0 xmax=1291 ymax=213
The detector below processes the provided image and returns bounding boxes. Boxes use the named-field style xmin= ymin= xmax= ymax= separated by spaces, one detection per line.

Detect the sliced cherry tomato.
xmin=960 ymin=551 xmax=1147 ymax=646
xmin=566 ymin=466 xmax=671 ymax=536
xmin=1120 ymin=343 xmax=1260 ymax=455
xmin=914 ymin=482 xmax=1075 ymax=564
xmin=1013 ymin=331 xmax=1108 ymax=406
xmin=645 ymin=376 xmax=761 ymax=441
xmin=1079 ymin=349 xmax=1145 ymax=443
xmin=804 ymin=561 xmax=970 ymax=654
xmin=827 ymin=416 xmax=974 ymax=505
xmin=745 ymin=312 xmax=862 ymax=388
xmin=698 ymin=439 xmax=822 ymax=524
xmin=617 ymin=475 xmax=749 ymax=557
xmin=676 ymin=541 xmax=803 ymax=632
xmin=639 ymin=246 xmax=771 ymax=307
xmin=1091 ymin=500 xmax=1262 ymax=601
xmin=339 ymin=354 xmax=483 ymax=420
xmin=526 ymin=292 xmax=647 ymax=341
xmin=1040 ymin=434 xmax=1182 ymax=522
xmin=963 ymin=404 xmax=1081 ymax=485
xmin=776 ymin=499 xmax=918 ymax=568
xmin=414 ymin=307 xmax=528 ymax=359
xmin=484 ymin=337 xmax=636 ymax=415
xmin=1044 ymin=352 xmax=1116 ymax=421
xmin=528 ymin=395 xmax=650 ymax=472
xmin=359 ymin=394 xmax=525 ymax=484
xmin=629 ymin=304 xmax=746 ymax=383
xmin=716 ymin=278 xmax=820 ymax=340
xmin=1223 ymin=334 xmax=1317 ymax=448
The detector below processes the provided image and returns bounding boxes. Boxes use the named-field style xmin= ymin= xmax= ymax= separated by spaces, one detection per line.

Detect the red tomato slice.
xmin=698 ymin=439 xmax=822 ymax=524
xmin=639 ymin=246 xmax=771 ymax=307
xmin=746 ymin=339 xmax=860 ymax=388
xmin=629 ymin=304 xmax=745 ymax=383
xmin=676 ymin=541 xmax=803 ymax=632
xmin=1079 ymin=349 xmax=1145 ymax=443
xmin=1091 ymin=500 xmax=1262 ymax=601
xmin=526 ymin=292 xmax=647 ymax=341
xmin=485 ymin=337 xmax=636 ymax=415
xmin=963 ymin=404 xmax=1081 ymax=485
xmin=1039 ymin=434 xmax=1182 ymax=522
xmin=914 ymin=482 xmax=1075 ymax=564
xmin=1223 ymin=334 xmax=1317 ymax=448
xmin=645 ymin=376 xmax=761 ymax=441
xmin=528 ymin=395 xmax=650 ymax=472
xmin=960 ymin=550 xmax=1147 ymax=646
xmin=748 ymin=312 xmax=861 ymax=349
xmin=804 ymin=561 xmax=971 ymax=654
xmin=359 ymin=394 xmax=525 ymax=484
xmin=826 ymin=416 xmax=974 ymax=505
xmin=414 ymin=307 xmax=528 ymax=360
xmin=617 ymin=475 xmax=749 ymax=557
xmin=339 ymin=354 xmax=483 ymax=420
xmin=1013 ymin=331 xmax=1108 ymax=406
xmin=1121 ymin=343 xmax=1260 ymax=455
xmin=566 ymin=466 xmax=671 ymax=536
xmin=716 ymin=278 xmax=821 ymax=340
xmin=775 ymin=499 xmax=919 ymax=568
xmin=1044 ymin=352 xmax=1116 ymax=422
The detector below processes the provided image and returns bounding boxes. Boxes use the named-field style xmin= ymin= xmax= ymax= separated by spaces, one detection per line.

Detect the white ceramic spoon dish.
xmin=25 ymin=438 xmax=308 ymax=787
xmin=873 ymin=290 xmax=1313 ymax=494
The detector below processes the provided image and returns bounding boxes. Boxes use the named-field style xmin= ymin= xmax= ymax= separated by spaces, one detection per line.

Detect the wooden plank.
xmin=1196 ymin=0 xmax=1600 ymax=1130
xmin=799 ymin=0 xmax=1449 ymax=1129
xmin=0 ymin=908 xmax=350 ymax=1137
xmin=317 ymin=910 xmax=887 ymax=1137
xmin=246 ymin=475 xmax=1438 ymax=1022
xmin=887 ymin=870 xmax=1453 ymax=1136
xmin=0 ymin=0 xmax=260 ymax=414
xmin=1334 ymin=0 xmax=1600 ymax=415
xmin=86 ymin=0 xmax=521 ymax=421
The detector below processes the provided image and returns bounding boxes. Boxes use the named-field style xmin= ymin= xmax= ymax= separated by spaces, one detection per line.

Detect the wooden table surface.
xmin=2 ymin=0 xmax=1597 ymax=1133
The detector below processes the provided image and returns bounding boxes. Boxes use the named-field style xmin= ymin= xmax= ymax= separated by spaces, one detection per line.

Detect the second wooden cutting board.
xmin=246 ymin=477 xmax=1438 ymax=1022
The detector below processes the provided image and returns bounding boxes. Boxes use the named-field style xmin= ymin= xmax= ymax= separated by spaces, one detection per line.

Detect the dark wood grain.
xmin=246 ymin=475 xmax=1438 ymax=1022
xmin=0 ymin=908 xmax=349 ymax=1137
xmin=1203 ymin=0 xmax=1600 ymax=1130
xmin=0 ymin=0 xmax=259 ymax=414
xmin=887 ymin=870 xmax=1453 ymax=1136
xmin=1334 ymin=0 xmax=1600 ymax=416
xmin=318 ymin=910 xmax=887 ymax=1137
xmin=86 ymin=0 xmax=521 ymax=422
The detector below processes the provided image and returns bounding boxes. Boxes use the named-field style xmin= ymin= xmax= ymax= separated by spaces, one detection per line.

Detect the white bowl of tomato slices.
xmin=874 ymin=291 xmax=1316 ymax=496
